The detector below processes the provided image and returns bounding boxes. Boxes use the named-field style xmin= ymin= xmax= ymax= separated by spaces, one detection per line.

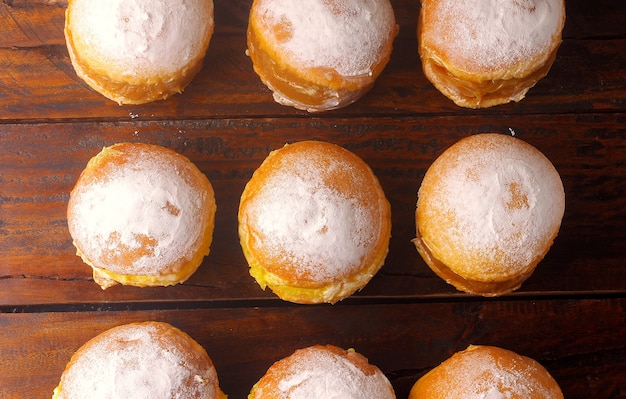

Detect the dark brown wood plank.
xmin=0 ymin=1 xmax=625 ymax=399
xmin=1 ymin=114 xmax=624 ymax=306
xmin=0 ymin=1 xmax=625 ymax=121
xmin=0 ymin=1 xmax=66 ymax=49
xmin=1 ymin=298 xmax=624 ymax=399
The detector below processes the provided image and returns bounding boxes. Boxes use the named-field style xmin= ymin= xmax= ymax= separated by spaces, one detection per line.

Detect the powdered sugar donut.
xmin=53 ymin=322 xmax=226 ymax=399
xmin=65 ymin=0 xmax=214 ymax=104
xmin=249 ymin=345 xmax=396 ymax=399
xmin=414 ymin=133 xmax=565 ymax=296
xmin=67 ymin=143 xmax=216 ymax=289
xmin=418 ymin=0 xmax=565 ymax=108
xmin=238 ymin=141 xmax=391 ymax=304
xmin=409 ymin=345 xmax=563 ymax=399
xmin=247 ymin=0 xmax=398 ymax=112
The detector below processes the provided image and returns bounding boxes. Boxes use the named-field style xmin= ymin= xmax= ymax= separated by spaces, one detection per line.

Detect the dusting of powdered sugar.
xmin=68 ymin=0 xmax=213 ymax=76
xmin=434 ymin=347 xmax=560 ymax=398
xmin=68 ymin=146 xmax=205 ymax=276
xmin=419 ymin=134 xmax=564 ymax=276
xmin=422 ymin=0 xmax=564 ymax=71
xmin=276 ymin=348 xmax=395 ymax=399
xmin=256 ymin=0 xmax=396 ymax=76
xmin=56 ymin=323 xmax=219 ymax=399
xmin=243 ymin=145 xmax=378 ymax=284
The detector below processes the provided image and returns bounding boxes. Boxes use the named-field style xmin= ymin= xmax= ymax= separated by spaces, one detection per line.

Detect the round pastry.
xmin=64 ymin=0 xmax=214 ymax=104
xmin=413 ymin=133 xmax=565 ymax=296
xmin=67 ymin=143 xmax=216 ymax=289
xmin=53 ymin=321 xmax=226 ymax=399
xmin=409 ymin=345 xmax=563 ymax=399
xmin=247 ymin=0 xmax=399 ymax=112
xmin=418 ymin=0 xmax=565 ymax=108
xmin=238 ymin=140 xmax=391 ymax=304
xmin=249 ymin=344 xmax=396 ymax=399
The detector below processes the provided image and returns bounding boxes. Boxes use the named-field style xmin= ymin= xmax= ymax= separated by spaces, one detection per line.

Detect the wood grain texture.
xmin=0 ymin=1 xmax=625 ymax=121
xmin=1 ymin=115 xmax=624 ymax=306
xmin=1 ymin=298 xmax=624 ymax=399
xmin=0 ymin=0 xmax=625 ymax=397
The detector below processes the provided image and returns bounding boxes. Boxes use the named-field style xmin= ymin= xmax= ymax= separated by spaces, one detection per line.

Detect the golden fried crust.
xmin=67 ymin=143 xmax=216 ymax=289
xmin=409 ymin=345 xmax=563 ymax=399
xmin=64 ymin=0 xmax=214 ymax=104
xmin=238 ymin=141 xmax=391 ymax=304
xmin=249 ymin=345 xmax=395 ymax=399
xmin=417 ymin=0 xmax=565 ymax=108
xmin=412 ymin=230 xmax=539 ymax=297
xmin=53 ymin=322 xmax=227 ymax=399
xmin=247 ymin=0 xmax=398 ymax=112
xmin=414 ymin=134 xmax=564 ymax=296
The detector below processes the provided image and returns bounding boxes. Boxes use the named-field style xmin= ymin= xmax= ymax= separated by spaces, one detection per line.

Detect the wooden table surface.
xmin=1 ymin=0 xmax=625 ymax=398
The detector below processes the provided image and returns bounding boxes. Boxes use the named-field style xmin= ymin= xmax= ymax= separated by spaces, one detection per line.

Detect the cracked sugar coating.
xmin=53 ymin=322 xmax=226 ymax=399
